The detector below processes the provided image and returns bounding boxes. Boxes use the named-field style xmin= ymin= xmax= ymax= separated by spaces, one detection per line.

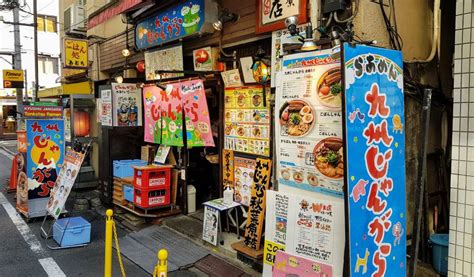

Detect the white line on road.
xmin=38 ymin=258 xmax=66 ymax=277
xmin=0 ymin=193 xmax=66 ymax=277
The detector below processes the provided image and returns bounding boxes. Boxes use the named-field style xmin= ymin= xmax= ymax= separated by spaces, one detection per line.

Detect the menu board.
xmin=224 ymin=86 xmax=271 ymax=156
xmin=275 ymin=50 xmax=343 ymax=197
xmin=233 ymin=156 xmax=256 ymax=206
xmin=145 ymin=44 xmax=184 ymax=80
xmin=263 ymin=190 xmax=345 ymax=277
xmin=112 ymin=83 xmax=142 ymax=127
xmin=343 ymin=44 xmax=406 ymax=276
xmin=202 ymin=206 xmax=219 ymax=246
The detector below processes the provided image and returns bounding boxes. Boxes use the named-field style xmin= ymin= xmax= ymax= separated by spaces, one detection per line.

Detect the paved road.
xmin=0 ymin=140 xmax=149 ymax=277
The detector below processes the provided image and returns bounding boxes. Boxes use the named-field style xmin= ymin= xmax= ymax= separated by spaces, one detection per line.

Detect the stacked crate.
xmin=132 ymin=165 xmax=172 ymax=209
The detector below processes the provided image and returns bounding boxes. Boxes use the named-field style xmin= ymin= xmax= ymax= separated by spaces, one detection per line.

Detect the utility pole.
xmin=13 ymin=2 xmax=23 ymax=114
xmin=33 ymin=0 xmax=38 ymax=101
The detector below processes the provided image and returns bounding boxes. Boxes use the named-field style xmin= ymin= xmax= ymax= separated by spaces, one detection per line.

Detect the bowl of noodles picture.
xmin=279 ymin=100 xmax=314 ymax=137
xmin=317 ymin=67 xmax=342 ymax=108
xmin=313 ymin=137 xmax=344 ymax=180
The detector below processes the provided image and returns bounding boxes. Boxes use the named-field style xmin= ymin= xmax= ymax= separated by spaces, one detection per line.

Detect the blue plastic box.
xmin=429 ymin=233 xmax=448 ymax=276
xmin=113 ymin=159 xmax=147 ymax=178
xmin=53 ymin=217 xmax=91 ymax=247
xmin=123 ymin=184 xmax=134 ymax=202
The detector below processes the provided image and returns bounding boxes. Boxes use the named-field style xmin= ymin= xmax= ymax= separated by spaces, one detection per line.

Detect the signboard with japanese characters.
xmin=263 ymin=190 xmax=345 ymax=277
xmin=275 ymin=50 xmax=344 ymax=197
xmin=112 ymin=83 xmax=142 ymax=127
xmin=256 ymin=0 xmax=308 ymax=34
xmin=23 ymin=106 xmax=63 ymax=118
xmin=144 ymin=44 xmax=184 ymax=80
xmin=244 ymin=158 xmax=272 ymax=250
xmin=224 ymin=86 xmax=271 ymax=156
xmin=17 ymin=119 xmax=65 ymax=217
xmin=46 ymin=147 xmax=85 ymax=219
xmin=135 ymin=0 xmax=217 ymax=50
xmin=64 ymin=38 xmax=88 ymax=69
xmin=100 ymin=87 xmax=113 ymax=126
xmin=343 ymin=43 xmax=406 ymax=276
xmin=222 ymin=149 xmax=234 ymax=189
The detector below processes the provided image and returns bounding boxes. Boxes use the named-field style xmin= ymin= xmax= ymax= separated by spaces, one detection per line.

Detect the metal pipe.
xmin=33 ymin=0 xmax=39 ymax=101
xmin=13 ymin=4 xmax=23 ymax=115
xmin=408 ymin=89 xmax=432 ymax=277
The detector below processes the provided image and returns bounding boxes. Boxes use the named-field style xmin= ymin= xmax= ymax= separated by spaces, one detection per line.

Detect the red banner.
xmin=88 ymin=0 xmax=143 ymax=29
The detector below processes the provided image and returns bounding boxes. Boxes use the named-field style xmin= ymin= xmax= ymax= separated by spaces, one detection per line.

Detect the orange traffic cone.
xmin=8 ymin=154 xmax=17 ymax=193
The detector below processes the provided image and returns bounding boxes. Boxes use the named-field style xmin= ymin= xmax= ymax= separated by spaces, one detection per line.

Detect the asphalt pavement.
xmin=0 ymin=140 xmax=149 ymax=277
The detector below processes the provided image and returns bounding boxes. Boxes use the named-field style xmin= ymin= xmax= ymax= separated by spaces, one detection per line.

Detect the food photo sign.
xmin=342 ymin=43 xmax=406 ymax=276
xmin=224 ymin=86 xmax=271 ymax=156
xmin=275 ymin=50 xmax=344 ymax=197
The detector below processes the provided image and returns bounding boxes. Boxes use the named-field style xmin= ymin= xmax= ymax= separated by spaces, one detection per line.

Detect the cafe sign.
xmin=64 ymin=38 xmax=88 ymax=69
xmin=3 ymin=69 xmax=24 ymax=89
xmin=134 ymin=0 xmax=217 ymax=50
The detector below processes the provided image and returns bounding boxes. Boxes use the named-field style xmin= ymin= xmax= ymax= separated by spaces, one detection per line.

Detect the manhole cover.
xmin=195 ymin=255 xmax=246 ymax=277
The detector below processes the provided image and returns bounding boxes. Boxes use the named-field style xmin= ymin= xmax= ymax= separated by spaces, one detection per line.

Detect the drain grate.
xmin=195 ymin=255 xmax=246 ymax=277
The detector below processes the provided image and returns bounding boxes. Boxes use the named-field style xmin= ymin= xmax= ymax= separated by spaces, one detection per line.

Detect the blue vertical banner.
xmin=25 ymin=119 xmax=65 ymax=200
xmin=343 ymin=43 xmax=406 ymax=276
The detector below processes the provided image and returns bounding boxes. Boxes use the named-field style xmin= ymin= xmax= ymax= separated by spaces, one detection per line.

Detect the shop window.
xmin=37 ymin=15 xmax=57 ymax=33
xmin=38 ymin=55 xmax=59 ymax=75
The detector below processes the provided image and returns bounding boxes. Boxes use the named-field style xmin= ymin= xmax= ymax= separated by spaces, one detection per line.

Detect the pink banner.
xmin=143 ymin=86 xmax=162 ymax=143
xmin=273 ymin=251 xmax=332 ymax=277
xmin=180 ymin=79 xmax=215 ymax=147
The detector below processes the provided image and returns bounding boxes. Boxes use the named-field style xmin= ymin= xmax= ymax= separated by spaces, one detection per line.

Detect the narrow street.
xmin=0 ymin=140 xmax=149 ymax=277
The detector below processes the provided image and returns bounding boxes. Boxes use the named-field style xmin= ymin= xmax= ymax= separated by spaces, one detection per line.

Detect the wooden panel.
xmin=99 ymin=30 xmax=141 ymax=72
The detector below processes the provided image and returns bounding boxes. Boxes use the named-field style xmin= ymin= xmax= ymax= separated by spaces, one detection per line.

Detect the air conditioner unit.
xmin=64 ymin=4 xmax=86 ymax=35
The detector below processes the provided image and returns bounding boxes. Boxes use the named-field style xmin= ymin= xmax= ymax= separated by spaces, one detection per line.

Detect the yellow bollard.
xmin=104 ymin=209 xmax=113 ymax=277
xmin=153 ymin=249 xmax=168 ymax=277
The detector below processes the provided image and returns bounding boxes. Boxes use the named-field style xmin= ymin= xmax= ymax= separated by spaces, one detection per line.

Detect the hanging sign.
xmin=244 ymin=158 xmax=272 ymax=250
xmin=135 ymin=0 xmax=217 ymax=50
xmin=112 ymin=83 xmax=142 ymax=127
xmin=100 ymin=87 xmax=113 ymax=126
xmin=64 ymin=38 xmax=88 ymax=69
xmin=18 ymin=120 xmax=65 ymax=215
xmin=343 ymin=43 xmax=406 ymax=276
xmin=145 ymin=44 xmax=184 ymax=80
xmin=233 ymin=156 xmax=256 ymax=206
xmin=256 ymin=0 xmax=307 ymax=34
xmin=275 ymin=49 xmax=344 ymax=197
xmin=3 ymin=69 xmax=24 ymax=88
xmin=23 ymin=106 xmax=63 ymax=118
xmin=224 ymin=86 xmax=271 ymax=156
xmin=143 ymin=85 xmax=163 ymax=143
xmin=263 ymin=190 xmax=345 ymax=277
xmin=222 ymin=149 xmax=234 ymax=189
xmin=46 ymin=147 xmax=86 ymax=219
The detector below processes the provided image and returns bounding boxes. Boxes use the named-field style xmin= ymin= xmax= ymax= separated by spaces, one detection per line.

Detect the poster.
xmin=25 ymin=119 xmax=65 ymax=203
xmin=221 ymin=69 xmax=243 ymax=88
xmin=233 ymin=156 xmax=256 ymax=206
xmin=100 ymin=88 xmax=113 ymax=126
xmin=271 ymin=24 xmax=308 ymax=87
xmin=112 ymin=83 xmax=142 ymax=127
xmin=154 ymin=145 xmax=171 ymax=164
xmin=275 ymin=50 xmax=344 ymax=197
xmin=240 ymin=57 xmax=256 ymax=84
xmin=244 ymin=158 xmax=272 ymax=250
xmin=224 ymin=86 xmax=271 ymax=156
xmin=193 ymin=47 xmax=220 ymax=71
xmin=180 ymin=79 xmax=215 ymax=147
xmin=343 ymin=44 xmax=406 ymax=276
xmin=273 ymin=251 xmax=333 ymax=277
xmin=202 ymin=206 xmax=219 ymax=246
xmin=46 ymin=147 xmax=85 ymax=219
xmin=263 ymin=190 xmax=345 ymax=277
xmin=144 ymin=44 xmax=184 ymax=80
xmin=16 ymin=132 xmax=28 ymax=214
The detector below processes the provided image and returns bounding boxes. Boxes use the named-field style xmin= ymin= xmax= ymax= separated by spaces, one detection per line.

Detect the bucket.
xmin=429 ymin=233 xmax=449 ymax=275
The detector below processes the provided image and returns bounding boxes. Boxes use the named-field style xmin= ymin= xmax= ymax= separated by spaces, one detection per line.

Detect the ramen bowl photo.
xmin=317 ymin=67 xmax=342 ymax=108
xmin=313 ymin=137 xmax=344 ymax=180
xmin=281 ymin=169 xmax=291 ymax=180
xmin=279 ymin=100 xmax=315 ymax=137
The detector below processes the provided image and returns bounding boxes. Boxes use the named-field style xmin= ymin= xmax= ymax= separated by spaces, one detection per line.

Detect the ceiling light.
xmin=115 ymin=75 xmax=123 ymax=83
xmin=121 ymin=49 xmax=130 ymax=57
xmin=213 ymin=20 xmax=223 ymax=31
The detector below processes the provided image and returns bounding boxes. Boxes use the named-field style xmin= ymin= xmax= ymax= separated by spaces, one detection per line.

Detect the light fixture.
xmin=284 ymin=16 xmax=298 ymax=36
xmin=156 ymin=83 xmax=173 ymax=94
xmin=213 ymin=10 xmax=239 ymax=31
xmin=301 ymin=23 xmax=318 ymax=51
xmin=121 ymin=48 xmax=131 ymax=57
xmin=115 ymin=75 xmax=123 ymax=83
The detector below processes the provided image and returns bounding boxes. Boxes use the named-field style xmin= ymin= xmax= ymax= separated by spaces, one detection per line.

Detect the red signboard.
xmin=24 ymin=106 xmax=63 ymax=118
xmin=88 ymin=0 xmax=144 ymax=29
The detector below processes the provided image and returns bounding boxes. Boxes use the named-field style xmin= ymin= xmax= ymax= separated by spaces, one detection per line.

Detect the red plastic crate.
xmin=134 ymin=186 xmax=170 ymax=209
xmin=133 ymin=165 xmax=171 ymax=189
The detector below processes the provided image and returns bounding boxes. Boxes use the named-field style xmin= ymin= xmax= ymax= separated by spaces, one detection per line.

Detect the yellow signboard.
xmin=3 ymin=69 xmax=24 ymax=88
xmin=64 ymin=38 xmax=88 ymax=69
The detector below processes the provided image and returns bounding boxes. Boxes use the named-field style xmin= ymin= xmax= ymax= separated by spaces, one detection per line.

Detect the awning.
xmin=37 ymin=81 xmax=93 ymax=98
xmin=88 ymin=0 xmax=145 ymax=29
